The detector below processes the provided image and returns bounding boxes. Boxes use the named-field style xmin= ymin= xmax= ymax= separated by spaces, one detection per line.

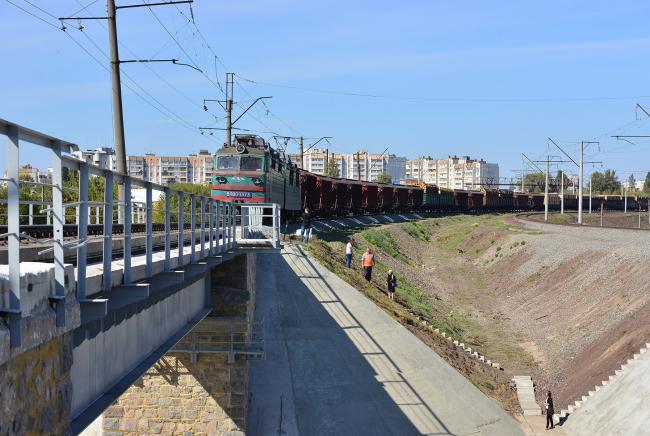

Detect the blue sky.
xmin=2 ymin=0 xmax=650 ymax=183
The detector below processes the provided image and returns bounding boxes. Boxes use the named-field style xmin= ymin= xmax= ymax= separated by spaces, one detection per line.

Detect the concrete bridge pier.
xmin=94 ymin=252 xmax=258 ymax=435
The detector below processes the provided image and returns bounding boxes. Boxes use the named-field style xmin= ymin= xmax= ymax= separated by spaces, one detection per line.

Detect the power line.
xmin=142 ymin=0 xmax=225 ymax=95
xmin=6 ymin=0 xmax=60 ymax=28
xmin=236 ymin=74 xmax=650 ymax=103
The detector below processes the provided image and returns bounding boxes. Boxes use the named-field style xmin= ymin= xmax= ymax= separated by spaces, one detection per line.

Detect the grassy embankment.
xmin=309 ymin=214 xmax=543 ymax=373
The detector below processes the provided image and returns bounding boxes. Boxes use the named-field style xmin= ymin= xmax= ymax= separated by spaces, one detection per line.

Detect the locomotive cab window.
xmin=240 ymin=156 xmax=263 ymax=171
xmin=217 ymin=156 xmax=238 ymax=170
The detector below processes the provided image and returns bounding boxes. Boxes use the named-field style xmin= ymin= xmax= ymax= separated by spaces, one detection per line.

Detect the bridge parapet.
xmin=1 ymin=118 xmax=280 ymax=351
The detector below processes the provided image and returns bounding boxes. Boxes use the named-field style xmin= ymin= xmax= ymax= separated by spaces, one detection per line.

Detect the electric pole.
xmin=324 ymin=149 xmax=329 ymax=174
xmin=589 ymin=174 xmax=592 ymax=214
xmin=357 ymin=152 xmax=361 ymax=181
xmin=579 ymin=142 xmax=584 ymax=224
xmin=299 ymin=136 xmax=304 ymax=169
xmin=560 ymin=170 xmax=564 ymax=215
xmin=107 ymin=0 xmax=127 ymax=217
xmin=226 ymin=72 xmax=233 ymax=147
xmin=545 ymin=157 xmax=549 ymax=220
xmin=533 ymin=156 xmax=571 ymax=221
xmin=576 ymin=141 xmax=600 ymax=225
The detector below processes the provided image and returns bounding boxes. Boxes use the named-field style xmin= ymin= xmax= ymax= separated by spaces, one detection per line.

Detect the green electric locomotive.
xmin=211 ymin=135 xmax=301 ymax=213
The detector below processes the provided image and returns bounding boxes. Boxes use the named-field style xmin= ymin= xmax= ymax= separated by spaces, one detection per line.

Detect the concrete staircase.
xmin=512 ymin=376 xmax=541 ymax=416
xmin=557 ymin=343 xmax=649 ymax=434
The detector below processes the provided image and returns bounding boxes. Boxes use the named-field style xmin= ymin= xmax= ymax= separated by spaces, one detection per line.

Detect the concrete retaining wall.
xmin=71 ymin=278 xmax=206 ymax=418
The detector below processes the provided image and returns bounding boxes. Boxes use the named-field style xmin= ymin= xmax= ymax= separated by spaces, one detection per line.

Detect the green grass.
xmin=402 ymin=221 xmax=431 ymax=242
xmin=361 ymin=228 xmax=412 ymax=264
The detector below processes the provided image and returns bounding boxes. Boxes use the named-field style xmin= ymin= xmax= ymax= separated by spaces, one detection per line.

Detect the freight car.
xmin=211 ymin=136 xmax=648 ymax=220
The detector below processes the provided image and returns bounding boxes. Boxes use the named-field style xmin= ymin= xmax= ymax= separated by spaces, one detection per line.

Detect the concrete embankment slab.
xmin=247 ymin=245 xmax=523 ymax=435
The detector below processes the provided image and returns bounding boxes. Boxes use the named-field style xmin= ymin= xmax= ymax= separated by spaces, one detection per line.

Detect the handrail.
xmin=1 ymin=117 xmax=282 ymax=349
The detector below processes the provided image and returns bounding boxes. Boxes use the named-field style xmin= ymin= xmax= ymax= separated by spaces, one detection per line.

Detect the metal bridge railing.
xmin=0 ymin=118 xmax=246 ymax=348
xmin=239 ymin=203 xmax=281 ymax=249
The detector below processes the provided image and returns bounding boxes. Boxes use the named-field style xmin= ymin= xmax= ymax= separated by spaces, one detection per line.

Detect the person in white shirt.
xmin=345 ymin=238 xmax=353 ymax=269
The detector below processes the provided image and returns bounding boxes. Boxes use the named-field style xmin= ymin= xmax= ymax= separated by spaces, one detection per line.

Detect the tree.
xmin=523 ymin=173 xmax=545 ymax=193
xmin=590 ymin=169 xmax=620 ymax=194
xmin=627 ymin=174 xmax=637 ymax=192
xmin=376 ymin=172 xmax=393 ymax=184
xmin=324 ymin=159 xmax=340 ymax=178
xmin=644 ymin=172 xmax=650 ymax=193
xmin=153 ymin=183 xmax=211 ymax=223
xmin=554 ymin=170 xmax=570 ymax=192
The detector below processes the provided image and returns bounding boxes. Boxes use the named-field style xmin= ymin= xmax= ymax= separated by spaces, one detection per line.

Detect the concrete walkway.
xmin=247 ymin=245 xmax=524 ymax=435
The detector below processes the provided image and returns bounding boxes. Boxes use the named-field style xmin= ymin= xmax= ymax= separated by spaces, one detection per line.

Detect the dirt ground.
xmin=309 ymin=214 xmax=650 ymax=411
xmin=527 ymin=210 xmax=650 ymax=230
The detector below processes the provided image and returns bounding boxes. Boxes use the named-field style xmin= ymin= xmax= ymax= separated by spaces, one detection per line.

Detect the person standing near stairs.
xmin=545 ymin=391 xmax=555 ymax=430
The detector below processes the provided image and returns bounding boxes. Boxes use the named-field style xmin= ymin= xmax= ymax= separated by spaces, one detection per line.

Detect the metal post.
xmin=145 ymin=183 xmax=153 ymax=277
xmin=217 ymin=201 xmax=223 ymax=254
xmin=95 ymin=206 xmax=100 ymax=224
xmin=560 ymin=171 xmax=564 ymax=215
xmin=51 ymin=142 xmax=66 ymax=326
xmin=123 ymin=176 xmax=132 ymax=284
xmin=108 ymin=0 xmax=128 ymax=222
xmin=28 ymin=203 xmax=33 ymax=225
xmin=578 ymin=142 xmax=584 ymax=224
xmin=77 ymin=163 xmax=89 ymax=300
xmin=600 ymin=203 xmax=604 ymax=226
xmin=227 ymin=203 xmax=232 ymax=250
xmin=231 ymin=203 xmax=236 ymax=249
xmin=226 ymin=72 xmax=233 ymax=147
xmin=200 ymin=197 xmax=205 ymax=258
xmin=208 ymin=200 xmax=214 ymax=256
xmin=544 ymin=156 xmax=549 ymax=221
xmin=103 ymin=170 xmax=114 ymax=291
xmin=241 ymin=205 xmax=249 ymax=239
xmin=178 ymin=191 xmax=184 ymax=267
xmin=164 ymin=188 xmax=171 ymax=272
xmin=6 ymin=126 xmax=21 ymax=346
xmin=272 ymin=204 xmax=279 ymax=248
xmin=190 ymin=195 xmax=196 ymax=263
xmin=624 ymin=185 xmax=627 ymax=214
xmin=589 ymin=174 xmax=592 ymax=214
xmin=299 ymin=136 xmax=304 ymax=169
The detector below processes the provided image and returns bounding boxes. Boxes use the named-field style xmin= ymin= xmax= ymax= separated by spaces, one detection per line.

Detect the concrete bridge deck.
xmin=248 ymin=245 xmax=523 ymax=436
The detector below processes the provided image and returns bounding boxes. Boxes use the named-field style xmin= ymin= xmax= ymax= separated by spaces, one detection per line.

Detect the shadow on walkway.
xmin=248 ymin=246 xmax=456 ymax=436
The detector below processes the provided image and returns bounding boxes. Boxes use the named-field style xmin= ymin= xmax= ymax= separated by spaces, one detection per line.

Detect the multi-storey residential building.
xmin=127 ymin=150 xmax=214 ymax=185
xmin=405 ymin=156 xmax=499 ymax=189
xmin=2 ymin=164 xmax=51 ymax=185
xmin=72 ymin=147 xmax=117 ymax=171
xmin=289 ymin=150 xmax=407 ymax=183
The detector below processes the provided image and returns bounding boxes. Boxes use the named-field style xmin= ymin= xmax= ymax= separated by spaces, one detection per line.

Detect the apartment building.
xmin=289 ymin=150 xmax=406 ymax=183
xmin=405 ymin=155 xmax=499 ymax=189
xmin=72 ymin=147 xmax=117 ymax=171
xmin=127 ymin=149 xmax=214 ymax=185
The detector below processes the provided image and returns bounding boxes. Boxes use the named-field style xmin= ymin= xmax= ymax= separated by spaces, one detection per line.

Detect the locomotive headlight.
xmin=252 ymin=177 xmax=263 ymax=185
xmin=216 ymin=176 xmax=227 ymax=184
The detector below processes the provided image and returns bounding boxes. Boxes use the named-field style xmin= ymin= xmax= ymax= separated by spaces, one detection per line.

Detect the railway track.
xmin=516 ymin=212 xmax=650 ymax=231
xmin=0 ymin=222 xmax=210 ymax=242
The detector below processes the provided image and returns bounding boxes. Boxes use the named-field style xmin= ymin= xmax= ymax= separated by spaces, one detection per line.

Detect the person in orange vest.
xmin=361 ymin=248 xmax=375 ymax=282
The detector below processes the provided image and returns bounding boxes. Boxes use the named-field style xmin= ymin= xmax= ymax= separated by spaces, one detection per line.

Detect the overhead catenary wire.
xmin=234 ymin=74 xmax=650 ymax=103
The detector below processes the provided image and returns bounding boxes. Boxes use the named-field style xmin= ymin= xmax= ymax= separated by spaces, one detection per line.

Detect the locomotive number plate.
xmin=225 ymin=191 xmax=252 ymax=198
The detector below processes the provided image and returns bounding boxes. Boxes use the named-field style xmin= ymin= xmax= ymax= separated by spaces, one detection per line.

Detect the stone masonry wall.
xmin=103 ymin=253 xmax=256 ymax=435
xmin=103 ymin=353 xmax=248 ymax=435
xmin=0 ymin=332 xmax=73 ymax=435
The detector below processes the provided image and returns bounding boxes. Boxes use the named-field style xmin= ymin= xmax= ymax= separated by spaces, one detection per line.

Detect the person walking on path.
xmin=386 ymin=269 xmax=397 ymax=300
xmin=300 ymin=207 xmax=312 ymax=243
xmin=345 ymin=238 xmax=353 ymax=269
xmin=545 ymin=391 xmax=555 ymax=430
xmin=361 ymin=248 xmax=375 ymax=282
